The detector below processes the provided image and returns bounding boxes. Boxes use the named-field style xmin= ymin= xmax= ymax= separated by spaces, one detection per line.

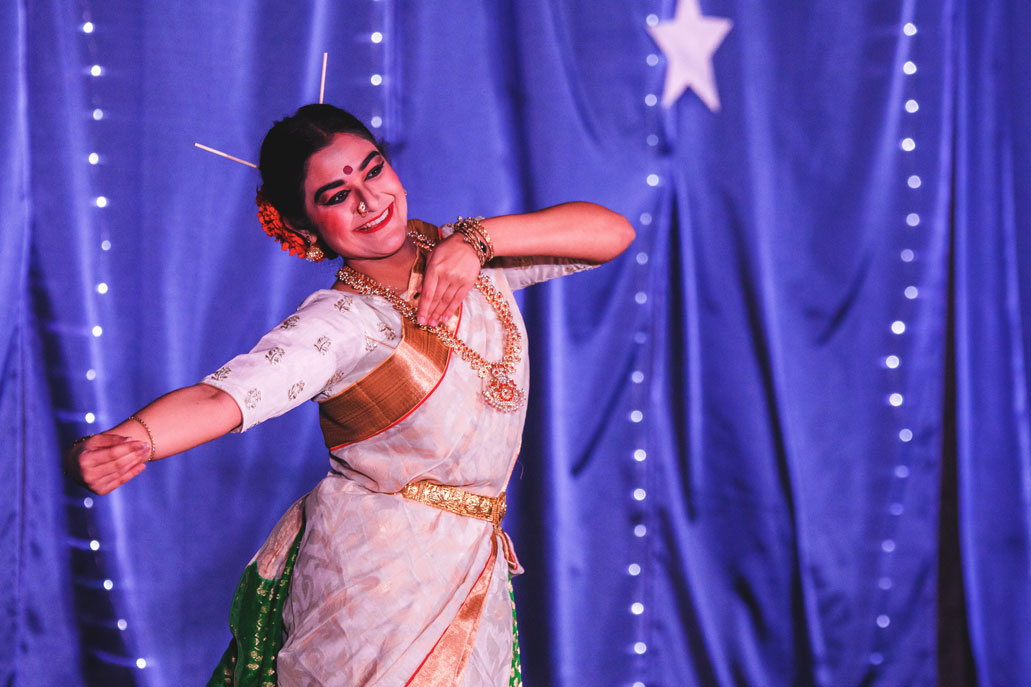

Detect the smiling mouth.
xmin=356 ymin=203 xmax=393 ymax=233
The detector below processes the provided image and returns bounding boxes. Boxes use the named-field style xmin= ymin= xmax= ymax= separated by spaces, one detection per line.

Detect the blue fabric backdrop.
xmin=4 ymin=1 xmax=1031 ymax=685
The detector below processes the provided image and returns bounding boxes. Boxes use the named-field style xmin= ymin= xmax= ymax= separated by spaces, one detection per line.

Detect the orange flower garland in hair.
xmin=256 ymin=188 xmax=309 ymax=259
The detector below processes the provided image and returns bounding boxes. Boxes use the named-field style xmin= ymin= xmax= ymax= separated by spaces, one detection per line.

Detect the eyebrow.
xmin=313 ymin=150 xmax=383 ymax=204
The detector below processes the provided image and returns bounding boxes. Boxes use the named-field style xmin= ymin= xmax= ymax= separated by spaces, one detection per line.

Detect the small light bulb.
xmin=103 ymin=579 xmax=114 ymax=590
xmin=646 ymin=174 xmax=660 ymax=187
xmin=646 ymin=54 xmax=659 ymax=66
xmin=628 ymin=563 xmax=641 ymax=576
xmin=88 ymin=152 xmax=99 ymax=164
xmin=631 ymin=371 xmax=645 ymax=384
xmin=631 ymin=602 xmax=644 ymax=615
xmin=636 ymin=252 xmax=649 ymax=265
xmin=101 ymin=239 xmax=112 ymax=251
xmin=117 ymin=619 xmax=128 ymax=631
xmin=646 ymin=13 xmax=659 ymax=26
xmin=903 ymin=22 xmax=917 ymax=36
xmin=634 ymin=292 xmax=647 ymax=305
xmin=905 ymin=99 xmax=919 ymax=113
xmin=904 ymin=286 xmax=918 ymax=299
xmin=903 ymin=61 xmax=917 ymax=75
xmin=906 ymin=213 xmax=920 ymax=227
xmin=370 ymin=74 xmax=383 ymax=86
xmin=639 ymin=212 xmax=652 ymax=225
xmin=900 ymin=138 xmax=915 ymax=151
xmin=646 ymin=134 xmax=659 ymax=146
xmin=630 ymin=410 xmax=644 ymax=422
xmin=90 ymin=65 xmax=102 ymax=77
xmin=634 ymin=642 xmax=648 ymax=655
xmin=885 ymin=355 xmax=900 ymax=369
xmin=85 ymin=412 xmax=96 ymax=424
xmin=89 ymin=539 xmax=100 ymax=551
xmin=136 ymin=658 xmax=147 ymax=669
xmin=644 ymin=94 xmax=658 ymax=107
xmin=82 ymin=22 xmax=95 ymax=33
xmin=92 ymin=325 xmax=103 ymax=337
xmin=907 ymin=175 xmax=921 ymax=189
xmin=633 ymin=488 xmax=647 ymax=501
xmin=92 ymin=108 xmax=104 ymax=120
xmin=633 ymin=449 xmax=647 ymax=461
xmin=371 ymin=31 xmax=383 ymax=43
xmin=889 ymin=393 xmax=904 ymax=407
xmin=899 ymin=428 xmax=913 ymax=442
xmin=891 ymin=321 xmax=906 ymax=335
xmin=95 ymin=196 xmax=108 ymax=208
xmin=96 ymin=282 xmax=108 ymax=294
xmin=634 ymin=524 xmax=647 ymax=537
xmin=86 ymin=368 xmax=97 ymax=381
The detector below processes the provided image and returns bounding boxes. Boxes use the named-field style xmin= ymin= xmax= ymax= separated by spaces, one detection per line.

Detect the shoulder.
xmin=296 ymin=288 xmax=359 ymax=313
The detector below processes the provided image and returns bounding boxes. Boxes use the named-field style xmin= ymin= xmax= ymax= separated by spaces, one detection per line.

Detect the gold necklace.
xmin=336 ymin=231 xmax=526 ymax=412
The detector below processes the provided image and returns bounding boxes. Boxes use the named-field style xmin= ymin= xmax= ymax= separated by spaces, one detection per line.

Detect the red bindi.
xmin=342 ymin=165 xmax=353 ymax=175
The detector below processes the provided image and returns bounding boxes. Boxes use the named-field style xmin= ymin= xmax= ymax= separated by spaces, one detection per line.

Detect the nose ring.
xmin=357 ymin=201 xmax=368 ymax=217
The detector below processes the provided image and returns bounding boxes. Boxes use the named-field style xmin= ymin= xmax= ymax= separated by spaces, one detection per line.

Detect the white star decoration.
xmin=647 ymin=0 xmax=733 ymax=111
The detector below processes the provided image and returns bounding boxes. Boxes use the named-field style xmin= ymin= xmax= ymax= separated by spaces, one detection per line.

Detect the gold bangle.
xmin=72 ymin=434 xmax=95 ymax=447
xmin=128 ymin=414 xmax=156 ymax=462
xmin=452 ymin=216 xmax=494 ymax=265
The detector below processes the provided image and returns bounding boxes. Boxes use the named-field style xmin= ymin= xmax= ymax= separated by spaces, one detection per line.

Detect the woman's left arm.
xmin=418 ymin=202 xmax=634 ymax=326
xmin=484 ymin=201 xmax=635 ymax=264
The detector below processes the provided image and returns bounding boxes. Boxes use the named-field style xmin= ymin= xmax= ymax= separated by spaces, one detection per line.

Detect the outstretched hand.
xmin=64 ymin=433 xmax=150 ymax=495
xmin=417 ymin=234 xmax=481 ymax=328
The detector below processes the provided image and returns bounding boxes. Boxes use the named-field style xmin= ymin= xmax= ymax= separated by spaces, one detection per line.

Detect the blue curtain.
xmin=5 ymin=1 xmax=1030 ymax=685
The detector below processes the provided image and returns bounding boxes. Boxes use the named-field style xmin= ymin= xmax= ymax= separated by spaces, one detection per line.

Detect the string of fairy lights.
xmin=868 ymin=15 xmax=923 ymax=671
xmin=616 ymin=10 xmax=669 ymax=687
xmin=69 ymin=7 xmax=148 ymax=681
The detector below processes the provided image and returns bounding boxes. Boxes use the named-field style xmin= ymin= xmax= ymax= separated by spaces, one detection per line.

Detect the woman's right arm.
xmin=64 ymin=383 xmax=242 ymax=495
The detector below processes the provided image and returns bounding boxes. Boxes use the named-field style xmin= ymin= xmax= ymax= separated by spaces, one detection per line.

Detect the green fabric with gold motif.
xmin=206 ymin=516 xmax=306 ymax=687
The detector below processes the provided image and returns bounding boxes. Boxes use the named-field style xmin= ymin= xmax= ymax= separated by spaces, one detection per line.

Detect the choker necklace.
xmin=335 ymin=231 xmax=526 ymax=412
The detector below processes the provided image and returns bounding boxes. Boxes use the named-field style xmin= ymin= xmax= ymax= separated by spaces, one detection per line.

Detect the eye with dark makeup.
xmin=323 ymin=162 xmax=384 ymax=206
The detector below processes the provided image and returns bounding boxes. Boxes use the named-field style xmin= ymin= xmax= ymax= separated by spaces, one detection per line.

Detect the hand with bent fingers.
xmin=417 ymin=234 xmax=481 ymax=328
xmin=65 ymin=433 xmax=150 ymax=495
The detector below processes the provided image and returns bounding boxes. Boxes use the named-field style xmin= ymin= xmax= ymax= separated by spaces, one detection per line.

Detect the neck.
xmin=341 ymin=237 xmax=418 ymax=292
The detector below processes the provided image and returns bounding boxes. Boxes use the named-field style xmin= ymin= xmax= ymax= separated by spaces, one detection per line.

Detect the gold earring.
xmin=306 ymin=244 xmax=325 ymax=262
xmin=357 ymin=201 xmax=368 ymax=216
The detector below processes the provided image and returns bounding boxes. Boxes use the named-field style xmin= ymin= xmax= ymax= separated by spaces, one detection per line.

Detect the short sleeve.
xmin=200 ymin=292 xmax=365 ymax=432
xmin=492 ymin=256 xmax=597 ymax=291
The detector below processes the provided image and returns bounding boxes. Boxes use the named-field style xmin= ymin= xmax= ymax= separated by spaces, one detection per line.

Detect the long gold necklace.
xmin=336 ymin=231 xmax=526 ymax=412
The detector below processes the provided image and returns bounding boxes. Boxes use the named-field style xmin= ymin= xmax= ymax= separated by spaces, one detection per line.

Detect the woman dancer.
xmin=65 ymin=104 xmax=633 ymax=686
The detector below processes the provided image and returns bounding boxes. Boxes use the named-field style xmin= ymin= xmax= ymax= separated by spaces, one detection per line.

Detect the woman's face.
xmin=302 ymin=132 xmax=408 ymax=261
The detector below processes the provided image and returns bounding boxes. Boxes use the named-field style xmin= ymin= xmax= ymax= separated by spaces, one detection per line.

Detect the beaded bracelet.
xmin=128 ymin=414 xmax=156 ymax=462
xmin=450 ymin=216 xmax=495 ymax=266
xmin=72 ymin=434 xmax=95 ymax=447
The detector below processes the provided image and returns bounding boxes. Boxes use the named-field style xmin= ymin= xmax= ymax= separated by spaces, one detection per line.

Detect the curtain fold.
xmin=952 ymin=1 xmax=1031 ymax=684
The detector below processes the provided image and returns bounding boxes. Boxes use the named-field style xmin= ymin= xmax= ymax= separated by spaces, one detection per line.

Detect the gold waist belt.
xmin=399 ymin=481 xmax=506 ymax=527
